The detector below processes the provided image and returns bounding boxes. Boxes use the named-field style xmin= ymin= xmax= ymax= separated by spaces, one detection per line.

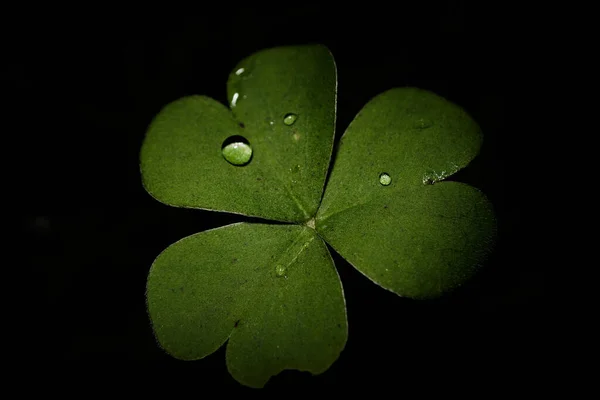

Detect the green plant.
xmin=140 ymin=44 xmax=496 ymax=388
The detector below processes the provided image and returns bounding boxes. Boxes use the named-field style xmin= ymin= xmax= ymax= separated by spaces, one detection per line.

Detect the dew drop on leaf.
xmin=414 ymin=118 xmax=433 ymax=129
xmin=379 ymin=172 xmax=392 ymax=186
xmin=290 ymin=165 xmax=301 ymax=184
xmin=283 ymin=113 xmax=298 ymax=125
xmin=422 ymin=168 xmax=450 ymax=185
xmin=275 ymin=265 xmax=286 ymax=277
xmin=222 ymin=135 xmax=252 ymax=166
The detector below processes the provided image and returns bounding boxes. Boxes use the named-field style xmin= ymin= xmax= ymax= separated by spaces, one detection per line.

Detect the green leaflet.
xmin=316 ymin=182 xmax=495 ymax=299
xmin=140 ymin=45 xmax=336 ymax=222
xmin=146 ymin=223 xmax=347 ymax=388
xmin=316 ymin=88 xmax=496 ymax=298
xmin=140 ymin=46 xmax=496 ymax=387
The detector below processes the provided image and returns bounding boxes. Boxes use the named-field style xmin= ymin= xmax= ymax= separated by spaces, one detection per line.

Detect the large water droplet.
xmin=283 ymin=113 xmax=298 ymax=126
xmin=379 ymin=172 xmax=392 ymax=186
xmin=222 ymin=136 xmax=252 ymax=166
xmin=275 ymin=265 xmax=286 ymax=277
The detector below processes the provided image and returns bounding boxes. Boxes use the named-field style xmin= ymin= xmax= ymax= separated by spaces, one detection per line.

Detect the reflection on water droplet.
xmin=222 ymin=135 xmax=252 ymax=166
xmin=275 ymin=265 xmax=286 ymax=277
xmin=269 ymin=121 xmax=274 ymax=125
xmin=283 ymin=113 xmax=298 ymax=125
xmin=231 ymin=93 xmax=239 ymax=107
xmin=235 ymin=68 xmax=245 ymax=76
xmin=379 ymin=173 xmax=392 ymax=186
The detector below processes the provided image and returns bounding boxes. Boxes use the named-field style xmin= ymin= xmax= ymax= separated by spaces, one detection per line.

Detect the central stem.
xmin=304 ymin=217 xmax=316 ymax=229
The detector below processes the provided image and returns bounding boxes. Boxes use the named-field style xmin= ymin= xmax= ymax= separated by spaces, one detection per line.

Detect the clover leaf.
xmin=140 ymin=44 xmax=496 ymax=388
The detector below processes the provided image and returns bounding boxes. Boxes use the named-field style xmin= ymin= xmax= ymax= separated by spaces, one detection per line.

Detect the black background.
xmin=14 ymin=4 xmax=542 ymax=390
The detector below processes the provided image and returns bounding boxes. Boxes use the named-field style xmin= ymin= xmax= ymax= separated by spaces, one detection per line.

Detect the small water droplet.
xmin=283 ymin=113 xmax=298 ymax=126
xmin=235 ymin=68 xmax=245 ymax=76
xmin=422 ymin=168 xmax=449 ymax=185
xmin=379 ymin=172 xmax=392 ymax=186
xmin=222 ymin=135 xmax=252 ymax=166
xmin=231 ymin=92 xmax=239 ymax=107
xmin=290 ymin=165 xmax=300 ymax=184
xmin=415 ymin=118 xmax=433 ymax=129
xmin=269 ymin=121 xmax=274 ymax=126
xmin=275 ymin=265 xmax=286 ymax=277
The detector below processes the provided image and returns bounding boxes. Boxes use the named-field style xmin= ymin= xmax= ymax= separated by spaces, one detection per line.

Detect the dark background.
xmin=14 ymin=4 xmax=542 ymax=390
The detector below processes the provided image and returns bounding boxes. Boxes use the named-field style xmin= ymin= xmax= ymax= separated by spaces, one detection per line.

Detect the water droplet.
xmin=231 ymin=92 xmax=239 ymax=107
xmin=422 ymin=169 xmax=449 ymax=185
xmin=235 ymin=68 xmax=245 ymax=76
xmin=423 ymin=169 xmax=436 ymax=184
xmin=283 ymin=113 xmax=298 ymax=126
xmin=275 ymin=265 xmax=286 ymax=277
xmin=379 ymin=172 xmax=392 ymax=186
xmin=222 ymin=135 xmax=252 ymax=166
xmin=415 ymin=118 xmax=433 ymax=129
xmin=269 ymin=121 xmax=274 ymax=126
xmin=290 ymin=165 xmax=301 ymax=184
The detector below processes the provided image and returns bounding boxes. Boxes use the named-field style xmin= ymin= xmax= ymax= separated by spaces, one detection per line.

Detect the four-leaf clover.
xmin=140 ymin=44 xmax=496 ymax=388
